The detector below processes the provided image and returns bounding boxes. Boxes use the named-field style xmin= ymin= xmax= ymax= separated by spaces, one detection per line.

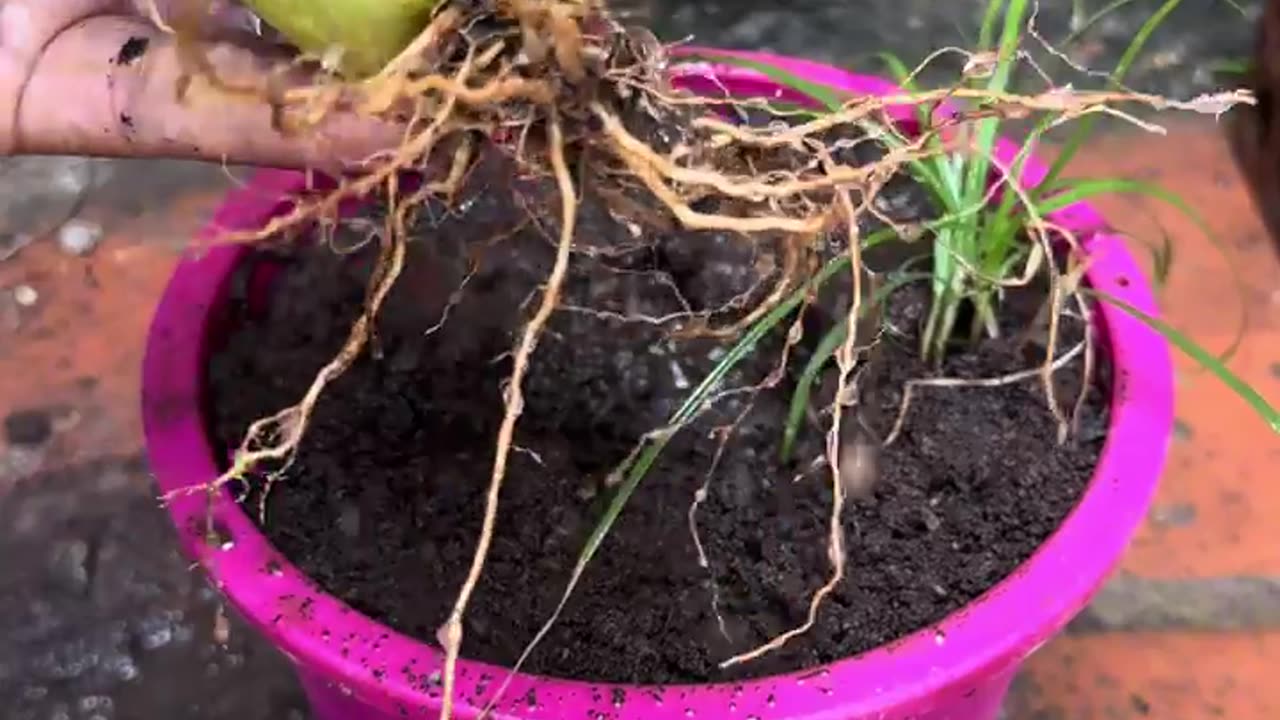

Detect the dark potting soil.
xmin=206 ymin=156 xmax=1107 ymax=685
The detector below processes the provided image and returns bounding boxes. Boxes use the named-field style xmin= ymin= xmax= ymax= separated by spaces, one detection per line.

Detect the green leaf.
xmin=1086 ymin=289 xmax=1280 ymax=433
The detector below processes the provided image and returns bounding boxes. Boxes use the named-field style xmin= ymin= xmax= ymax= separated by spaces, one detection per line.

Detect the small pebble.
xmin=13 ymin=284 xmax=37 ymax=306
xmin=57 ymin=220 xmax=104 ymax=256
xmin=4 ymin=408 xmax=53 ymax=446
xmin=920 ymin=506 xmax=942 ymax=533
xmin=49 ymin=539 xmax=90 ymax=594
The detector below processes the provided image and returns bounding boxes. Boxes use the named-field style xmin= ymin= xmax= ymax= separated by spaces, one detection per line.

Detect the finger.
xmin=0 ymin=0 xmax=123 ymax=154
xmin=13 ymin=15 xmax=403 ymax=171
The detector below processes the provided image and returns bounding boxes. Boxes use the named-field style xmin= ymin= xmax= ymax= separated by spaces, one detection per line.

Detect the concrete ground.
xmin=2 ymin=2 xmax=1278 ymax=719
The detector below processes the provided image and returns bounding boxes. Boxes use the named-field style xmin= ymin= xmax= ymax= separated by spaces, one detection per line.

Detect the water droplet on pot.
xmin=934 ymin=629 xmax=947 ymax=645
xmin=13 ymin=284 xmax=37 ymax=306
xmin=684 ymin=709 xmax=695 ymax=718
xmin=57 ymin=219 xmax=103 ymax=256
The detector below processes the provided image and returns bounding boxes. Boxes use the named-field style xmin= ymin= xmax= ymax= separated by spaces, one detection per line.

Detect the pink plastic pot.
xmin=143 ymin=52 xmax=1173 ymax=720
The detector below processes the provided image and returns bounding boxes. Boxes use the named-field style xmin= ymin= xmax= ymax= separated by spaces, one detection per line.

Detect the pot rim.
xmin=142 ymin=55 xmax=1173 ymax=720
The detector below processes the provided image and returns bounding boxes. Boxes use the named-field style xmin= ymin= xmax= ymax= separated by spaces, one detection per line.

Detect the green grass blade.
xmin=978 ymin=0 xmax=1006 ymax=49
xmin=569 ymin=253 xmax=852 ymax=593
xmin=963 ymin=0 xmax=1029 ymax=207
xmin=1086 ymin=289 xmax=1280 ymax=433
xmin=875 ymin=51 xmax=917 ymax=89
xmin=875 ymin=51 xmax=935 ymax=129
xmin=1208 ymin=58 xmax=1251 ymax=77
xmin=1219 ymin=0 xmax=1249 ymax=17
xmin=985 ymin=125 xmax=1058 ymax=279
xmin=1063 ymin=0 xmax=1139 ymax=47
xmin=956 ymin=0 xmax=1029 ymax=311
xmin=1036 ymin=177 xmax=1189 ymax=217
xmin=1040 ymin=0 xmax=1183 ymax=193
xmin=1036 ymin=176 xmax=1247 ymax=358
xmin=781 ymin=322 xmax=847 ymax=462
xmin=780 ymin=270 xmax=930 ymax=460
xmin=682 ymin=52 xmax=845 ymax=111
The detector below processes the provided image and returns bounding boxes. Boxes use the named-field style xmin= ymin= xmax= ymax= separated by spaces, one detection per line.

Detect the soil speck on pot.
xmin=208 ymin=158 xmax=1105 ymax=684
xmin=114 ymin=36 xmax=149 ymax=66
xmin=1172 ymin=418 xmax=1194 ymax=441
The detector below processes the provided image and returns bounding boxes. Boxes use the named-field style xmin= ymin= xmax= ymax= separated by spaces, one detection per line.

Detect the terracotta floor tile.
xmin=0 ymin=161 xmax=231 ymax=475
xmin=1055 ymin=121 xmax=1280 ymax=579
xmin=1012 ymin=631 xmax=1280 ymax=719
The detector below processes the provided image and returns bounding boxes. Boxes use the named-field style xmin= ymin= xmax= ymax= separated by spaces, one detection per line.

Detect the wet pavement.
xmin=0 ymin=457 xmax=307 ymax=720
xmin=1 ymin=2 xmax=1277 ymax=719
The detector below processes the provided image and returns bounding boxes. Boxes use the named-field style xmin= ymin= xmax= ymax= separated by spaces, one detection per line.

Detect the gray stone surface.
xmin=0 ymin=457 xmax=306 ymax=720
xmin=1069 ymin=574 xmax=1280 ymax=633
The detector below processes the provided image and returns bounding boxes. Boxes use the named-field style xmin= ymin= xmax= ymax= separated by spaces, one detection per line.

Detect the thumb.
xmin=13 ymin=15 xmax=403 ymax=171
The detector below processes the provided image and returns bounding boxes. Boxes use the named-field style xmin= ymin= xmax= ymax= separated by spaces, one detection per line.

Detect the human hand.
xmin=0 ymin=0 xmax=401 ymax=170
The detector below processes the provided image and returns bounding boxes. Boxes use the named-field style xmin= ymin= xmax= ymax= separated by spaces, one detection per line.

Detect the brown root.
xmin=436 ymin=110 xmax=578 ymax=720
xmin=169 ymin=1 xmax=1255 ymax=711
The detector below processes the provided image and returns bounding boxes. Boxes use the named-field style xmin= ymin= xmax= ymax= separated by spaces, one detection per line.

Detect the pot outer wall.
xmin=141 ymin=53 xmax=1174 ymax=720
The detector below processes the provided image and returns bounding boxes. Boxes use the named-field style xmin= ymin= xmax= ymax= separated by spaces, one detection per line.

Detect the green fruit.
xmin=241 ymin=0 xmax=442 ymax=78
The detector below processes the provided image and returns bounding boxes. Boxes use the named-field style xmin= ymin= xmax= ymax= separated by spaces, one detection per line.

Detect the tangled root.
xmin=163 ymin=1 xmax=1254 ymax=716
